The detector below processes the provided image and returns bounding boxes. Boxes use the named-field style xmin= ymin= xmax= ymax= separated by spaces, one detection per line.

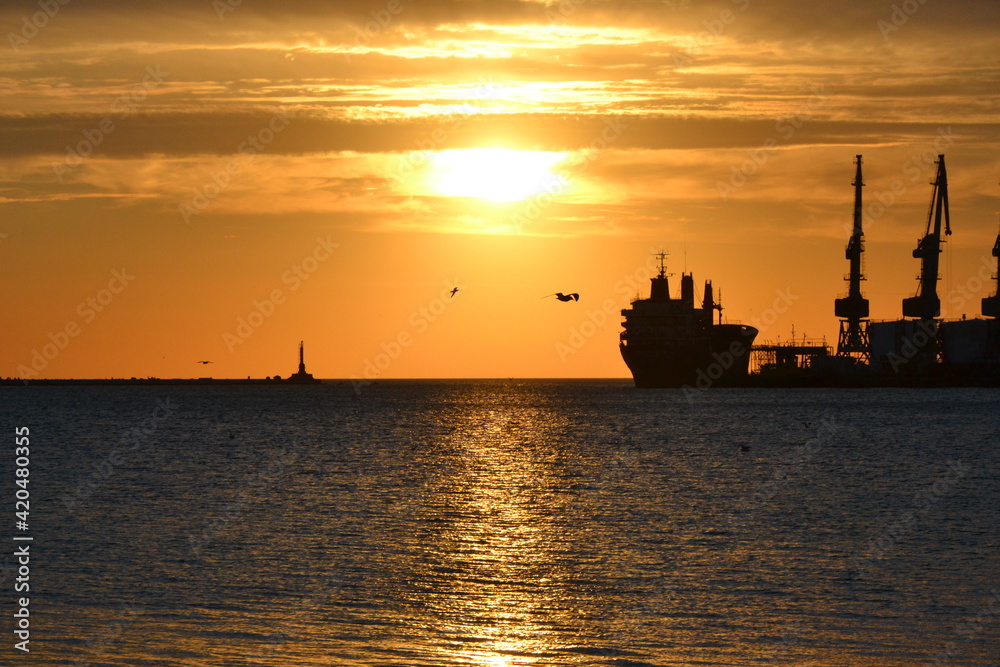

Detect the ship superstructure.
xmin=619 ymin=252 xmax=758 ymax=387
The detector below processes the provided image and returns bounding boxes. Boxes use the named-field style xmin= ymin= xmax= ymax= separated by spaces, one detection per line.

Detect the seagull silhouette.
xmin=542 ymin=292 xmax=580 ymax=302
xmin=450 ymin=287 xmax=459 ymax=297
xmin=197 ymin=360 xmax=213 ymax=364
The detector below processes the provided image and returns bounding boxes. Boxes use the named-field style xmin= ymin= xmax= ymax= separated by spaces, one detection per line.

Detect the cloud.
xmin=2 ymin=0 xmax=997 ymax=230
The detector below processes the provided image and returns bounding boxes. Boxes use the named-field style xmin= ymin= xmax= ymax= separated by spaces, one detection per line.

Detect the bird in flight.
xmin=542 ymin=292 xmax=580 ymax=302
xmin=449 ymin=287 xmax=459 ymax=297
xmin=197 ymin=360 xmax=213 ymax=364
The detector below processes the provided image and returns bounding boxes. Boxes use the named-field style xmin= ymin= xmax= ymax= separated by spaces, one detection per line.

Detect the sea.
xmin=2 ymin=380 xmax=998 ymax=666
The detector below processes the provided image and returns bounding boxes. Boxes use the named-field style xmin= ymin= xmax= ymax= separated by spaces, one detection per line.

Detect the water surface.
xmin=3 ymin=381 xmax=998 ymax=665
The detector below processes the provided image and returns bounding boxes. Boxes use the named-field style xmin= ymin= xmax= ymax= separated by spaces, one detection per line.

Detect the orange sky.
xmin=2 ymin=0 xmax=999 ymax=379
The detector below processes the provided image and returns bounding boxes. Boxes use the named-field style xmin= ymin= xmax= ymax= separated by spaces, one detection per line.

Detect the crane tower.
xmin=834 ymin=155 xmax=871 ymax=362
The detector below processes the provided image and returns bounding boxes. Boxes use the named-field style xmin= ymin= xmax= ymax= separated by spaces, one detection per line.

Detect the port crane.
xmin=902 ymin=154 xmax=951 ymax=319
xmin=983 ymin=216 xmax=1000 ymax=318
xmin=835 ymin=155 xmax=871 ymax=362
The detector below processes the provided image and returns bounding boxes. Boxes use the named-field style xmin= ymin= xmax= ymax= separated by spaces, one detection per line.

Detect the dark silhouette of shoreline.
xmin=0 ymin=377 xmax=324 ymax=386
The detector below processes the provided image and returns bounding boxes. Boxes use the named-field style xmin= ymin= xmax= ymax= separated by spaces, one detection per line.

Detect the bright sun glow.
xmin=428 ymin=148 xmax=570 ymax=201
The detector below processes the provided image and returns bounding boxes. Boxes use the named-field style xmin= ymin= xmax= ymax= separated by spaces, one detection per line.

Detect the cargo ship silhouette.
xmin=620 ymin=154 xmax=1000 ymax=388
xmin=619 ymin=252 xmax=758 ymax=388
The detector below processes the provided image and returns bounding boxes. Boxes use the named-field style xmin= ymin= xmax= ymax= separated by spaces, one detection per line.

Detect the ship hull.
xmin=620 ymin=324 xmax=758 ymax=388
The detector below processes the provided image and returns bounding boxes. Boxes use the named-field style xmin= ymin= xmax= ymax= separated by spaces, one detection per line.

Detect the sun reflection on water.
xmin=411 ymin=397 xmax=584 ymax=665
xmin=25 ymin=383 xmax=1000 ymax=666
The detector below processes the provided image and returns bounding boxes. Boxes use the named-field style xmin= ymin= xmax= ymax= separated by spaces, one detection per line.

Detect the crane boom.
xmin=902 ymin=155 xmax=949 ymax=319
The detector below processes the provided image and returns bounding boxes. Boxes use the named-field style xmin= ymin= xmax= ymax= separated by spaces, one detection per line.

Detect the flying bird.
xmin=450 ymin=287 xmax=459 ymax=297
xmin=542 ymin=292 xmax=580 ymax=302
xmin=197 ymin=360 xmax=213 ymax=364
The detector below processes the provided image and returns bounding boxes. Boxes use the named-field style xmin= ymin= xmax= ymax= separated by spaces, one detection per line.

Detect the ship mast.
xmin=649 ymin=250 xmax=673 ymax=301
xmin=835 ymin=155 xmax=871 ymax=362
xmin=902 ymin=154 xmax=951 ymax=319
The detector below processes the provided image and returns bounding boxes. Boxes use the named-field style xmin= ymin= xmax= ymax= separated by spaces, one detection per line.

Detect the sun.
xmin=427 ymin=148 xmax=570 ymax=202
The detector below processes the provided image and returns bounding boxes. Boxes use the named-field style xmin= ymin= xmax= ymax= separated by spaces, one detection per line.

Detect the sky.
xmin=2 ymin=0 xmax=999 ymax=380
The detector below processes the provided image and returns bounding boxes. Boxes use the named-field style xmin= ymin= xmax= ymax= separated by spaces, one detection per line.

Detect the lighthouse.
xmin=287 ymin=341 xmax=320 ymax=383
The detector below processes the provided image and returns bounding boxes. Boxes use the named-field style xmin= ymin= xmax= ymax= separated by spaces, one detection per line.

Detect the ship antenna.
xmin=683 ymin=232 xmax=688 ymax=273
xmin=656 ymin=250 xmax=669 ymax=278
